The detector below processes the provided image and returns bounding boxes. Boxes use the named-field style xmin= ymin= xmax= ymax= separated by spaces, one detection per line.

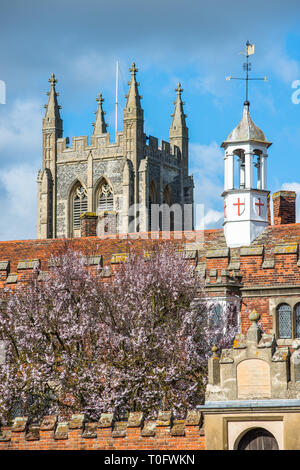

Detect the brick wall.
xmin=0 ymin=412 xmax=205 ymax=451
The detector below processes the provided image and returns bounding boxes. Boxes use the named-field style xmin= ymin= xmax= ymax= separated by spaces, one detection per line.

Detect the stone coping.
xmin=198 ymin=399 xmax=300 ymax=410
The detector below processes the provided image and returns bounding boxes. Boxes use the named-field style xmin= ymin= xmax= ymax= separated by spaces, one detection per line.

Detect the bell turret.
xmin=222 ymin=101 xmax=271 ymax=247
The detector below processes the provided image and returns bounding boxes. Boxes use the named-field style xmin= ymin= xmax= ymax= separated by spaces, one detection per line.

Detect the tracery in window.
xmin=73 ymin=185 xmax=87 ymax=230
xmin=98 ymin=181 xmax=113 ymax=212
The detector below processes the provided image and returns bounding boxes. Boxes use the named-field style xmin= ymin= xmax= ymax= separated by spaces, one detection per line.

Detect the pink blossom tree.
xmin=0 ymin=245 xmax=238 ymax=424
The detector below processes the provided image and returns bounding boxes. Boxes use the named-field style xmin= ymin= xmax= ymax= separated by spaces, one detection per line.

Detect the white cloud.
xmin=70 ymin=53 xmax=125 ymax=90
xmin=0 ymin=99 xmax=41 ymax=240
xmin=202 ymin=209 xmax=223 ymax=229
xmin=0 ymin=165 xmax=37 ymax=240
xmin=190 ymin=142 xmax=224 ymax=229
xmin=0 ymin=99 xmax=42 ymax=157
xmin=262 ymin=47 xmax=300 ymax=86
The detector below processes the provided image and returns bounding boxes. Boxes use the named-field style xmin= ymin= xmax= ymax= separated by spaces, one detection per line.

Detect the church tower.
xmin=221 ymin=100 xmax=271 ymax=247
xmin=36 ymin=64 xmax=194 ymax=239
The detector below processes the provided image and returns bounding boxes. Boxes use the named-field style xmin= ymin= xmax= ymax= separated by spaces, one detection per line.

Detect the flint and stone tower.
xmin=37 ymin=65 xmax=194 ymax=239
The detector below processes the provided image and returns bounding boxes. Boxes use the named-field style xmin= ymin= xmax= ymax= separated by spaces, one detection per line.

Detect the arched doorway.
xmin=237 ymin=427 xmax=279 ymax=450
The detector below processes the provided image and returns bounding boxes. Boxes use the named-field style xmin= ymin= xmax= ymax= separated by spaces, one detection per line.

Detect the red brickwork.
xmin=0 ymin=412 xmax=205 ymax=451
xmin=80 ymin=212 xmax=98 ymax=237
xmin=273 ymin=191 xmax=296 ymax=225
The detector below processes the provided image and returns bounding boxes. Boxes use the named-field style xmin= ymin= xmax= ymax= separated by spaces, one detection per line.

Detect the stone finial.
xmin=125 ymin=62 xmax=142 ymax=112
xmin=92 ymin=93 xmax=108 ymax=135
xmin=170 ymin=81 xmax=187 ymax=128
xmin=249 ymin=310 xmax=261 ymax=323
xmin=247 ymin=310 xmax=262 ymax=344
xmin=175 ymin=82 xmax=183 ymax=97
xmin=211 ymin=344 xmax=219 ymax=358
xmin=96 ymin=92 xmax=104 ymax=106
xmin=48 ymin=73 xmax=57 ymax=87
xmin=43 ymin=72 xmax=62 ymax=127
xmin=130 ymin=62 xmax=138 ymax=76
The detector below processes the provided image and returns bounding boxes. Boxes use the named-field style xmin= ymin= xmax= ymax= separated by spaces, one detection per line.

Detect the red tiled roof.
xmin=1 ymin=224 xmax=300 ymax=288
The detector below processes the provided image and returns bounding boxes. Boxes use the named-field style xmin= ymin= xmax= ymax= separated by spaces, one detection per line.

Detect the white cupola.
xmin=221 ymin=101 xmax=272 ymax=247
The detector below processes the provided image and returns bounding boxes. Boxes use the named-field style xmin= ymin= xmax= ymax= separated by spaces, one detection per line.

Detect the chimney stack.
xmin=80 ymin=212 xmax=98 ymax=237
xmin=272 ymin=191 xmax=296 ymax=225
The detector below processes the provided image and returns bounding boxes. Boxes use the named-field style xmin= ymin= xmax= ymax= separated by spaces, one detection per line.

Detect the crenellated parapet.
xmin=0 ymin=410 xmax=205 ymax=450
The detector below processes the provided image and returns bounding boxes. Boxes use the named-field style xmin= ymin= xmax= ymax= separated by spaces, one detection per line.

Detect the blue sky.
xmin=1 ymin=0 xmax=300 ymax=239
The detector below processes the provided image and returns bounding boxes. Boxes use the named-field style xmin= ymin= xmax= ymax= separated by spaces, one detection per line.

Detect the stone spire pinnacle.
xmin=170 ymin=83 xmax=187 ymax=129
xmin=44 ymin=73 xmax=62 ymax=124
xmin=125 ymin=62 xmax=143 ymax=112
xmin=92 ymin=93 xmax=108 ymax=135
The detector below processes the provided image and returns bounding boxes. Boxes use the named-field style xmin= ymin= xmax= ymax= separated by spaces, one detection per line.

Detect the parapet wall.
xmin=0 ymin=411 xmax=205 ymax=451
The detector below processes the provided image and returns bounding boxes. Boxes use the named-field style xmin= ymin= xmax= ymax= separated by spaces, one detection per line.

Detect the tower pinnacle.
xmin=92 ymin=93 xmax=108 ymax=135
xmin=44 ymin=73 xmax=62 ymax=125
xmin=171 ymin=82 xmax=187 ymax=129
xmin=125 ymin=62 xmax=143 ymax=112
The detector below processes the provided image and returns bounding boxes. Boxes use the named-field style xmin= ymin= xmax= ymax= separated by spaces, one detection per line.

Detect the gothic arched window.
xmin=72 ymin=185 xmax=88 ymax=231
xmin=149 ymin=180 xmax=158 ymax=231
xmin=162 ymin=184 xmax=174 ymax=231
xmin=97 ymin=181 xmax=114 ymax=213
xmin=277 ymin=303 xmax=292 ymax=339
xmin=163 ymin=185 xmax=172 ymax=206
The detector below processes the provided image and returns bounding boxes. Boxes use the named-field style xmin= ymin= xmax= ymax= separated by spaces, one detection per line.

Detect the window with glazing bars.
xmin=73 ymin=187 xmax=88 ymax=229
xmin=278 ymin=303 xmax=292 ymax=339
xmin=295 ymin=304 xmax=300 ymax=338
xmin=98 ymin=183 xmax=113 ymax=212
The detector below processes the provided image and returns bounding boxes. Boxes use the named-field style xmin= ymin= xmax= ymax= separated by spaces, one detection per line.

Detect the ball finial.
xmin=249 ymin=310 xmax=261 ymax=323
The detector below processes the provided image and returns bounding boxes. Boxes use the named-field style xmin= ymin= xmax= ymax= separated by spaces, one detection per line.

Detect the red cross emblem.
xmin=233 ymin=198 xmax=245 ymax=216
xmin=255 ymin=197 xmax=264 ymax=216
xmin=224 ymin=201 xmax=227 ymax=217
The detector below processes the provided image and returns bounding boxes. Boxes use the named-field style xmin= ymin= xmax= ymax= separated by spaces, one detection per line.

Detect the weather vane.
xmin=225 ymin=41 xmax=268 ymax=104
